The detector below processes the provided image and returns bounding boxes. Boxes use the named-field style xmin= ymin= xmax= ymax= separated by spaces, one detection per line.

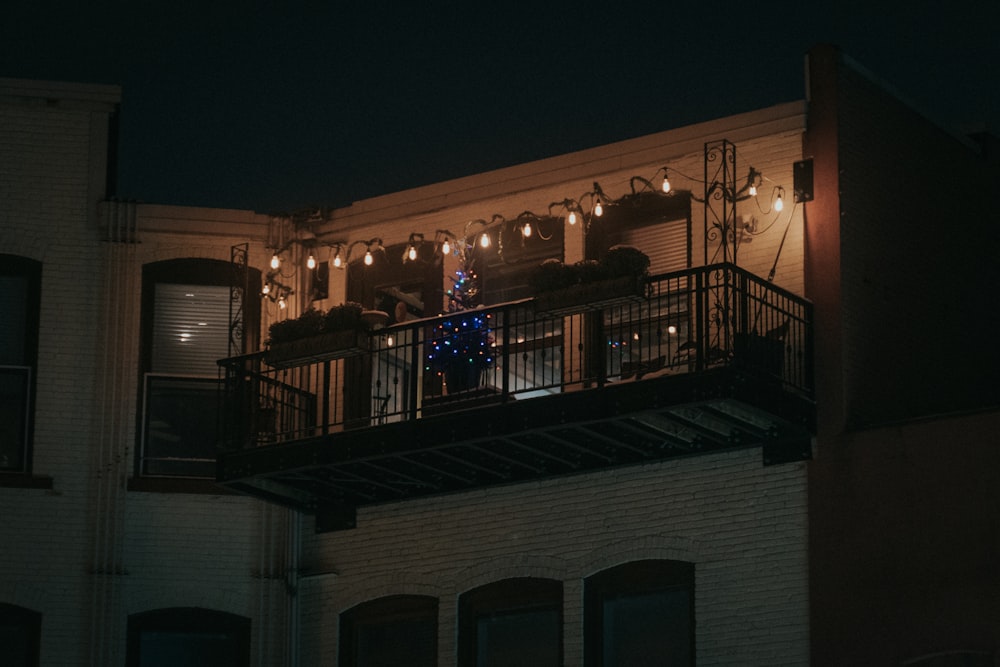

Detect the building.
xmin=2 ymin=43 xmax=998 ymax=666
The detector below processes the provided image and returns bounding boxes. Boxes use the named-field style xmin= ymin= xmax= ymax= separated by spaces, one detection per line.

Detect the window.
xmin=0 ymin=256 xmax=41 ymax=475
xmin=126 ymin=607 xmax=250 ymax=667
xmin=476 ymin=221 xmax=563 ymax=305
xmin=340 ymin=595 xmax=438 ymax=667
xmin=584 ymin=559 xmax=694 ymax=667
xmin=0 ymin=603 xmax=41 ymax=667
xmin=458 ymin=578 xmax=562 ymax=667
xmin=138 ymin=259 xmax=259 ymax=478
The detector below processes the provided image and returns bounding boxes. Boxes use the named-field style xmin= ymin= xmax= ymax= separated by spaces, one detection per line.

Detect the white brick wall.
xmin=300 ymin=448 xmax=809 ymax=665
xmin=1 ymin=83 xmax=289 ymax=666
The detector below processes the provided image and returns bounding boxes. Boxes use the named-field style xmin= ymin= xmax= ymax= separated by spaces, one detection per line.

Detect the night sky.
xmin=3 ymin=2 xmax=997 ymax=214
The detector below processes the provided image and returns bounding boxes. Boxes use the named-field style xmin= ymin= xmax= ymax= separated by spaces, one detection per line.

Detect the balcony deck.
xmin=217 ymin=264 xmax=815 ymax=531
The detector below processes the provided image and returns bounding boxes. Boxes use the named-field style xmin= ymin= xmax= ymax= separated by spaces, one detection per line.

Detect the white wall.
xmin=299 ymin=447 xmax=809 ymax=665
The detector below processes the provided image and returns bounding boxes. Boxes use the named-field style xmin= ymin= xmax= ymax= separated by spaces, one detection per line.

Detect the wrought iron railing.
xmin=218 ymin=263 xmax=813 ymax=452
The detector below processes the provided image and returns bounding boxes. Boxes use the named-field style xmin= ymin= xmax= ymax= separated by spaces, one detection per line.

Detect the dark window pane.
xmin=585 ymin=560 xmax=694 ymax=667
xmin=340 ymin=595 xmax=438 ymax=667
xmin=458 ymin=578 xmax=562 ymax=667
xmin=0 ymin=367 xmax=30 ymax=471
xmin=0 ymin=275 xmax=27 ymax=365
xmin=139 ymin=630 xmax=242 ymax=667
xmin=142 ymin=376 xmax=219 ymax=477
xmin=602 ymin=589 xmax=691 ymax=667
xmin=127 ymin=609 xmax=249 ymax=667
xmin=477 ymin=608 xmax=560 ymax=667
xmin=356 ymin=617 xmax=436 ymax=667
xmin=0 ymin=603 xmax=41 ymax=667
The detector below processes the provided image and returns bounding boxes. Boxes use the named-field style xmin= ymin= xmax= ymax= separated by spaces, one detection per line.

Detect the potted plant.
xmin=265 ymin=302 xmax=373 ymax=368
xmin=530 ymin=246 xmax=650 ymax=315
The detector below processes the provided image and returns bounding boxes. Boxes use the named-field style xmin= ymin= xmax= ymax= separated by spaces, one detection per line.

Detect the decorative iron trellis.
xmin=229 ymin=243 xmax=248 ymax=358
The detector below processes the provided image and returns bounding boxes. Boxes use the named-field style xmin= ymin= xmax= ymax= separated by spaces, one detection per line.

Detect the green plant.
xmin=267 ymin=301 xmax=366 ymax=345
xmin=530 ymin=247 xmax=649 ymax=293
xmin=323 ymin=301 xmax=363 ymax=332
xmin=600 ymin=245 xmax=650 ymax=277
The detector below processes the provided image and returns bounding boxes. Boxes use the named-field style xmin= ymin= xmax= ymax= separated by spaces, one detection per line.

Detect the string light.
xmin=260 ymin=159 xmax=789 ymax=308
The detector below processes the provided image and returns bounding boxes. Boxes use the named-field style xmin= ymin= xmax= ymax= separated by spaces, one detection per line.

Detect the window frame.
xmin=584 ymin=559 xmax=695 ymax=667
xmin=135 ymin=258 xmax=260 ymax=481
xmin=0 ymin=255 xmax=41 ymax=478
xmin=458 ymin=577 xmax=563 ymax=667
xmin=339 ymin=594 xmax=439 ymax=667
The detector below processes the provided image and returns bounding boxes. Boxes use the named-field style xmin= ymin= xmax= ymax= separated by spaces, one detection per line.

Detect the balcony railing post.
xmin=695 ymin=270 xmax=706 ymax=372
xmin=409 ymin=328 xmax=421 ymax=421
xmin=500 ymin=309 xmax=510 ymax=400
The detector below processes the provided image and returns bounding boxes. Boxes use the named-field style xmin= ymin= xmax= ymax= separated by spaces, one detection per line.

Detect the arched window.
xmin=458 ymin=577 xmax=562 ymax=667
xmin=0 ymin=256 xmax=41 ymax=475
xmin=137 ymin=258 xmax=260 ymax=478
xmin=126 ymin=607 xmax=250 ymax=667
xmin=0 ymin=603 xmax=41 ymax=667
xmin=339 ymin=594 xmax=438 ymax=667
xmin=584 ymin=559 xmax=694 ymax=666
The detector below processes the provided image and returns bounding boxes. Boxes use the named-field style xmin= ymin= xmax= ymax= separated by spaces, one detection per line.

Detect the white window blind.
xmin=618 ymin=217 xmax=689 ymax=274
xmin=151 ymin=283 xmax=231 ymax=375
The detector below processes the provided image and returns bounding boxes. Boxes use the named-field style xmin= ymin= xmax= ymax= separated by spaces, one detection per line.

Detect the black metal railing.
xmin=218 ymin=263 xmax=813 ymax=451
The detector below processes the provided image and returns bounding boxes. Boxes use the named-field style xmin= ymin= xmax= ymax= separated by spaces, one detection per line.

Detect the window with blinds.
xmin=151 ymin=283 xmax=231 ymax=376
xmin=616 ymin=216 xmax=690 ymax=275
xmin=139 ymin=258 xmax=259 ymax=479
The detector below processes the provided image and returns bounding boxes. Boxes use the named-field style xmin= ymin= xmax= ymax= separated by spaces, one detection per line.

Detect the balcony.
xmin=217 ymin=263 xmax=815 ymax=531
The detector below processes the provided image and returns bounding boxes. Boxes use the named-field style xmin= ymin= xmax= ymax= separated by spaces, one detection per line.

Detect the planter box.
xmin=532 ymin=275 xmax=647 ymax=316
xmin=265 ymin=329 xmax=370 ymax=369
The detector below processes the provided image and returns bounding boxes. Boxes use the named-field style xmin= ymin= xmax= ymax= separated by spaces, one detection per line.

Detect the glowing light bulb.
xmin=261 ymin=283 xmax=270 ymax=295
xmin=479 ymin=233 xmax=490 ymax=248
xmin=441 ymin=239 xmax=451 ymax=255
xmin=749 ymin=183 xmax=757 ymax=197
xmin=407 ymin=245 xmax=417 ymax=261
xmin=278 ymin=296 xmax=286 ymax=309
xmin=306 ymin=254 xmax=316 ymax=270
xmin=270 ymin=254 xmax=280 ymax=270
xmin=386 ymin=334 xmax=394 ymax=347
xmin=662 ymin=174 xmax=671 ymax=193
xmin=775 ymin=193 xmax=784 ymax=212
xmin=332 ymin=252 xmax=342 ymax=268
xmin=594 ymin=199 xmax=603 ymax=217
xmin=522 ymin=221 xmax=532 ymax=238
xmin=364 ymin=250 xmax=373 ymax=266
xmin=568 ymin=210 xmax=578 ymax=225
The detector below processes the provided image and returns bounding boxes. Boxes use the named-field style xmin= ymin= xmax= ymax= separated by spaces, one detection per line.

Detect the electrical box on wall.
xmin=794 ymin=159 xmax=814 ymax=202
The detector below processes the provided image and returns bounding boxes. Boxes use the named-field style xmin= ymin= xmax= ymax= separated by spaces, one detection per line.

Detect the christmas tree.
xmin=425 ymin=265 xmax=494 ymax=392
